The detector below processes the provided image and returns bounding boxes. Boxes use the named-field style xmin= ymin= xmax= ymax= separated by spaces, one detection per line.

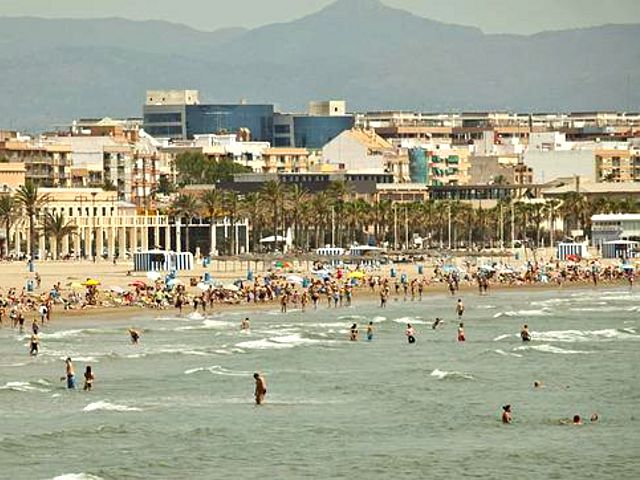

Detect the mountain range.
xmin=1 ymin=0 xmax=639 ymax=132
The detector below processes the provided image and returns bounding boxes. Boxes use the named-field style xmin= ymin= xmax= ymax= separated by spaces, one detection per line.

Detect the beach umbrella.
xmin=109 ymin=286 xmax=125 ymax=294
xmin=286 ymin=274 xmax=304 ymax=284
xmin=146 ymin=271 xmax=162 ymax=281
xmin=348 ymin=271 xmax=365 ymax=279
xmin=621 ymin=264 xmax=634 ymax=271
xmin=128 ymin=280 xmax=147 ymax=288
xmin=84 ymin=279 xmax=100 ymax=286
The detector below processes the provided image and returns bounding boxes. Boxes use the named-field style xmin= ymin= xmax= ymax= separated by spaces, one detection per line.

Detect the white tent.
xmin=259 ymin=235 xmax=287 ymax=244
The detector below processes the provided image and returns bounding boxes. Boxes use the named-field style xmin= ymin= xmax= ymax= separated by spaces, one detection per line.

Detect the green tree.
xmin=171 ymin=194 xmax=199 ymax=253
xmin=200 ymin=189 xmax=224 ymax=255
xmin=15 ymin=182 xmax=51 ymax=259
xmin=175 ymin=152 xmax=252 ymax=185
xmin=261 ymin=180 xmax=287 ymax=251
xmin=223 ymin=191 xmax=241 ymax=255
xmin=42 ymin=211 xmax=77 ymax=259
xmin=0 ymin=195 xmax=17 ymax=257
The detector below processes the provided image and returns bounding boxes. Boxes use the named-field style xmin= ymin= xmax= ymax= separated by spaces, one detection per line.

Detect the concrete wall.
xmin=524 ymin=150 xmax=596 ymax=183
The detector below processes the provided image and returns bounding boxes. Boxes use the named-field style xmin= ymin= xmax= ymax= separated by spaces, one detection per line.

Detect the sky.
xmin=0 ymin=0 xmax=639 ymax=34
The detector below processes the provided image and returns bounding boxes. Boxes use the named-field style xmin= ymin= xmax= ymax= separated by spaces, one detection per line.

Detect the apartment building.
xmin=0 ymin=139 xmax=72 ymax=187
xmin=595 ymin=147 xmax=640 ymax=182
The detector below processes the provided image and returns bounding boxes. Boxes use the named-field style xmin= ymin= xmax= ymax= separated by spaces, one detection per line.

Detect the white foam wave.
xmin=430 ymin=369 xmax=474 ymax=380
xmin=83 ymin=401 xmax=141 ymax=412
xmin=494 ymin=349 xmax=523 ymax=358
xmin=533 ymin=329 xmax=638 ymax=343
xmin=513 ymin=344 xmax=591 ymax=355
xmin=49 ymin=474 xmax=104 ymax=480
xmin=0 ymin=381 xmax=50 ymax=393
xmin=187 ymin=312 xmax=204 ymax=320
xmin=39 ymin=329 xmax=86 ymax=339
xmin=185 ymin=365 xmax=252 ymax=376
xmin=236 ymin=333 xmax=336 ymax=350
xmin=494 ymin=309 xmax=551 ymax=318
xmin=392 ymin=317 xmax=429 ymax=325
xmin=493 ymin=333 xmax=516 ymax=341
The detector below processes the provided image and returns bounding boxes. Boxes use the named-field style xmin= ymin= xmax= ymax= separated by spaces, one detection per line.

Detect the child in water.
xmin=366 ymin=322 xmax=374 ymax=341
xmin=457 ymin=323 xmax=466 ymax=342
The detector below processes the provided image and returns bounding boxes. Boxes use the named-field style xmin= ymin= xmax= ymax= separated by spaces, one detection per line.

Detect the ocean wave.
xmin=0 ymin=380 xmax=50 ymax=393
xmin=533 ymin=329 xmax=638 ymax=343
xmin=493 ymin=333 xmax=516 ymax=341
xmin=174 ymin=319 xmax=237 ymax=331
xmin=513 ymin=344 xmax=591 ymax=355
xmin=493 ymin=349 xmax=523 ymax=358
xmin=494 ymin=308 xmax=551 ymax=318
xmin=236 ymin=334 xmax=336 ymax=350
xmin=392 ymin=317 xmax=429 ymax=325
xmin=185 ymin=365 xmax=252 ymax=376
xmin=49 ymin=474 xmax=104 ymax=480
xmin=430 ymin=369 xmax=474 ymax=380
xmin=83 ymin=401 xmax=141 ymax=413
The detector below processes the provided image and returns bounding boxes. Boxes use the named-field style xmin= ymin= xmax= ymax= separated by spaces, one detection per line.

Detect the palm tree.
xmin=261 ymin=180 xmax=287 ymax=251
xmin=200 ymin=189 xmax=224 ymax=255
xmin=15 ymin=182 xmax=51 ymax=260
xmin=286 ymin=184 xmax=309 ymax=250
xmin=223 ymin=191 xmax=241 ymax=255
xmin=171 ymin=193 xmax=199 ymax=253
xmin=0 ymin=195 xmax=17 ymax=258
xmin=240 ymin=192 xmax=265 ymax=252
xmin=42 ymin=212 xmax=77 ymax=259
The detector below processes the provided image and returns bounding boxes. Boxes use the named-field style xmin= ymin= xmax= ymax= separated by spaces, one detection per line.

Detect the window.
xmin=274 ymin=124 xmax=290 ymax=134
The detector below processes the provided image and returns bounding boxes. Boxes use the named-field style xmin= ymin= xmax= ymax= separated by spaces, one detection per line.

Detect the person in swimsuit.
xmin=349 ymin=323 xmax=359 ymax=342
xmin=406 ymin=323 xmax=416 ymax=344
xmin=457 ymin=323 xmax=466 ymax=342
xmin=520 ymin=324 xmax=531 ymax=342
xmin=29 ymin=333 xmax=39 ymax=356
xmin=572 ymin=414 xmax=583 ymax=425
xmin=254 ymin=373 xmax=267 ymax=405
xmin=366 ymin=322 xmax=374 ymax=341
xmin=456 ymin=299 xmax=465 ymax=318
xmin=129 ymin=329 xmax=140 ymax=344
xmin=32 ymin=320 xmax=39 ymax=335
xmin=432 ymin=317 xmax=443 ymax=330
xmin=502 ymin=405 xmax=512 ymax=424
xmin=63 ymin=357 xmax=76 ymax=389
xmin=83 ymin=366 xmax=95 ymax=391
xmin=241 ymin=317 xmax=251 ymax=331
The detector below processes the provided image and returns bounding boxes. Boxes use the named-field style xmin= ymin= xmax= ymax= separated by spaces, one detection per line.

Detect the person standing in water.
xmin=83 ymin=366 xmax=95 ymax=391
xmin=457 ymin=323 xmax=466 ymax=342
xmin=349 ymin=323 xmax=359 ymax=342
xmin=502 ymin=405 xmax=512 ymax=424
xmin=63 ymin=358 xmax=75 ymax=389
xmin=432 ymin=318 xmax=443 ymax=330
xmin=366 ymin=321 xmax=374 ymax=341
xmin=406 ymin=323 xmax=416 ymax=344
xmin=241 ymin=317 xmax=251 ymax=331
xmin=29 ymin=333 xmax=40 ymax=356
xmin=253 ymin=373 xmax=267 ymax=405
xmin=456 ymin=299 xmax=465 ymax=319
xmin=520 ymin=324 xmax=531 ymax=342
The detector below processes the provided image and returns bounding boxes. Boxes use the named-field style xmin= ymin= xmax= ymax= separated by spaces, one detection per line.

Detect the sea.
xmin=1 ymin=287 xmax=639 ymax=480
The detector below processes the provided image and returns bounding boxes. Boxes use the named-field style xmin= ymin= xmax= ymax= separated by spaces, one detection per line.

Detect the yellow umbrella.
xmin=84 ymin=279 xmax=101 ymax=286
xmin=348 ymin=271 xmax=365 ymax=279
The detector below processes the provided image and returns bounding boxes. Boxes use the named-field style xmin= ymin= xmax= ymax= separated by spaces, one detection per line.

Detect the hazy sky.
xmin=1 ymin=0 xmax=639 ymax=34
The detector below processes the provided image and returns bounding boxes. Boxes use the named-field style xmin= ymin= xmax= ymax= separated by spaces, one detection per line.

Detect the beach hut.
xmin=133 ymin=250 xmax=194 ymax=272
xmin=601 ymin=240 xmax=640 ymax=259
xmin=556 ymin=242 xmax=588 ymax=261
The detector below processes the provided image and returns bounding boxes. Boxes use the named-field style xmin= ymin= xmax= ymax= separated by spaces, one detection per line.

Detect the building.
xmin=308 ymin=100 xmax=346 ymax=116
xmin=468 ymin=155 xmax=532 ymax=185
xmin=0 ymin=139 xmax=72 ymax=187
xmin=143 ymin=89 xmax=275 ymax=141
xmin=595 ymin=147 xmax=640 ymax=182
xmin=524 ymin=150 xmax=596 ymax=183
xmin=591 ymin=214 xmax=640 ymax=247
xmin=261 ymin=148 xmax=313 ymax=173
xmin=273 ymin=109 xmax=355 ymax=149
xmin=542 ymin=178 xmax=640 ymax=201
xmin=321 ymin=128 xmax=395 ymax=173
xmin=0 ymin=162 xmax=26 ymax=192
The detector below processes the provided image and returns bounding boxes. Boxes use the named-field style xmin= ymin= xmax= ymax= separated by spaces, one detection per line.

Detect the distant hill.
xmin=1 ymin=0 xmax=639 ymax=132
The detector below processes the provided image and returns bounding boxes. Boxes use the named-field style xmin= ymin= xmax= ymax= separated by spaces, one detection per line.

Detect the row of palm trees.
xmin=0 ymin=182 xmax=76 ymax=259
xmin=166 ymin=180 xmax=640 ymax=254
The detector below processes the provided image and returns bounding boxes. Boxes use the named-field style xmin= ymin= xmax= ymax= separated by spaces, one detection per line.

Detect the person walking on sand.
xmin=254 ymin=373 xmax=267 ymax=405
xmin=83 ymin=366 xmax=95 ymax=391
xmin=456 ymin=299 xmax=465 ymax=319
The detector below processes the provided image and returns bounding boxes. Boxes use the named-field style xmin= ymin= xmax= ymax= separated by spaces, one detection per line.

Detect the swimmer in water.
xmin=502 ymin=405 xmax=512 ymax=424
xmin=534 ymin=380 xmax=543 ymax=388
xmin=457 ymin=322 xmax=466 ymax=342
xmin=572 ymin=414 xmax=583 ymax=425
xmin=456 ymin=299 xmax=465 ymax=318
xmin=590 ymin=413 xmax=599 ymax=422
xmin=520 ymin=324 xmax=531 ymax=342
xmin=432 ymin=317 xmax=443 ymax=330
xmin=29 ymin=333 xmax=39 ymax=356
xmin=241 ymin=317 xmax=251 ymax=331
xmin=83 ymin=365 xmax=95 ymax=391
xmin=349 ymin=323 xmax=359 ymax=342
xmin=253 ymin=372 xmax=267 ymax=405
xmin=366 ymin=321 xmax=374 ymax=341
xmin=128 ymin=329 xmax=140 ymax=344
xmin=406 ymin=323 xmax=416 ymax=344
